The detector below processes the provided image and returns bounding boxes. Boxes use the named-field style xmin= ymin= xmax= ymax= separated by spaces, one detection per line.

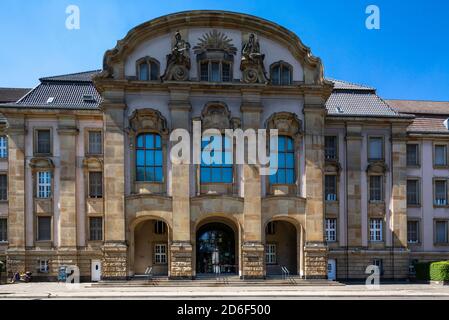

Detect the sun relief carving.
xmin=194 ymin=30 xmax=237 ymax=56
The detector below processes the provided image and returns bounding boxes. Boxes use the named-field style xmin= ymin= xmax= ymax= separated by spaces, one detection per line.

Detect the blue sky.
xmin=0 ymin=0 xmax=448 ymax=101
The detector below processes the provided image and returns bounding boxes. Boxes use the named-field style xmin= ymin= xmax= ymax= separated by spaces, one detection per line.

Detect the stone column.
xmin=304 ymin=95 xmax=328 ymax=279
xmin=168 ymin=88 xmax=193 ymax=279
xmin=102 ymin=91 xmax=127 ymax=280
xmin=241 ymin=89 xmax=265 ymax=279
xmin=6 ymin=115 xmax=26 ymax=276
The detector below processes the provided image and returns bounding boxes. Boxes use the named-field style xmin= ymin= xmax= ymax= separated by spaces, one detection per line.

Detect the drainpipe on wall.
xmin=390 ymin=124 xmax=395 ymax=281
xmin=345 ymin=122 xmax=349 ymax=281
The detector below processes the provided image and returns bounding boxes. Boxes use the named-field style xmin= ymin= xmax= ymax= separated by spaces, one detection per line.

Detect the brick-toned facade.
xmin=0 ymin=11 xmax=448 ymax=282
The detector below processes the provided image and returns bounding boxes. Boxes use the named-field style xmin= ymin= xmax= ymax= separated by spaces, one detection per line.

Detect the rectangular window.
xmin=0 ymin=218 xmax=7 ymax=242
xmin=325 ymin=219 xmax=337 ymax=242
xmin=89 ymin=217 xmax=103 ymax=241
xmin=266 ymin=222 xmax=276 ymax=235
xmin=369 ymin=219 xmax=383 ymax=242
xmin=222 ymin=63 xmax=231 ymax=82
xmin=38 ymin=260 xmax=49 ymax=273
xmin=266 ymin=244 xmax=277 ymax=265
xmin=434 ymin=180 xmax=448 ymax=206
xmin=369 ymin=176 xmax=383 ymax=202
xmin=37 ymin=216 xmax=51 ymax=241
xmin=325 ymin=136 xmax=338 ymax=160
xmin=88 ymin=131 xmax=102 ymax=155
xmin=368 ymin=137 xmax=383 ymax=161
xmin=36 ymin=129 xmax=51 ymax=154
xmin=154 ymin=244 xmax=167 ymax=264
xmin=435 ymin=221 xmax=448 ymax=244
xmin=200 ymin=62 xmax=209 ymax=81
xmin=407 ymin=221 xmax=419 ymax=244
xmin=435 ymin=145 xmax=448 ymax=166
xmin=0 ymin=174 xmax=7 ymax=201
xmin=210 ymin=62 xmax=220 ymax=82
xmin=154 ymin=221 xmax=166 ymax=235
xmin=406 ymin=144 xmax=419 ymax=166
xmin=407 ymin=179 xmax=420 ymax=206
xmin=89 ymin=172 xmax=103 ymax=198
xmin=0 ymin=136 xmax=7 ymax=158
xmin=325 ymin=175 xmax=337 ymax=201
xmin=373 ymin=259 xmax=383 ymax=275
xmin=37 ymin=172 xmax=52 ymax=198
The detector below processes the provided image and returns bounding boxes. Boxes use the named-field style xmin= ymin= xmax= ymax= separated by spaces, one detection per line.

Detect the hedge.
xmin=414 ymin=261 xmax=449 ymax=282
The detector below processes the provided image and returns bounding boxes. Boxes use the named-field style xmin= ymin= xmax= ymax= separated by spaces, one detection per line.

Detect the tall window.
xmin=368 ymin=137 xmax=383 ymax=161
xmin=407 ymin=179 xmax=420 ymax=206
xmin=36 ymin=129 xmax=51 ymax=154
xmin=200 ymin=61 xmax=232 ymax=82
xmin=434 ymin=180 xmax=448 ymax=206
xmin=325 ymin=175 xmax=337 ymax=201
xmin=0 ymin=136 xmax=7 ymax=158
xmin=325 ymin=136 xmax=338 ymax=160
xmin=265 ymin=244 xmax=277 ymax=264
xmin=406 ymin=144 xmax=419 ymax=167
xmin=369 ymin=176 xmax=383 ymax=202
xmin=407 ymin=221 xmax=419 ymax=244
xmin=325 ymin=219 xmax=337 ymax=242
xmin=434 ymin=145 xmax=447 ymax=166
xmin=200 ymin=136 xmax=233 ymax=183
xmin=37 ymin=172 xmax=52 ymax=198
xmin=89 ymin=172 xmax=103 ymax=198
xmin=137 ymin=58 xmax=159 ymax=81
xmin=88 ymin=131 xmax=102 ymax=155
xmin=154 ymin=221 xmax=166 ymax=235
xmin=0 ymin=218 xmax=6 ymax=242
xmin=270 ymin=62 xmax=292 ymax=86
xmin=89 ymin=217 xmax=103 ymax=241
xmin=369 ymin=219 xmax=383 ymax=242
xmin=136 ymin=133 xmax=163 ymax=182
xmin=270 ymin=136 xmax=295 ymax=185
xmin=154 ymin=244 xmax=167 ymax=264
xmin=37 ymin=216 xmax=51 ymax=241
xmin=435 ymin=221 xmax=448 ymax=244
xmin=266 ymin=222 xmax=277 ymax=235
xmin=0 ymin=174 xmax=7 ymax=201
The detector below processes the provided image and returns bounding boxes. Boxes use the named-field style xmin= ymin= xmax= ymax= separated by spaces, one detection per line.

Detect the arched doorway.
xmin=134 ymin=219 xmax=169 ymax=276
xmin=196 ymin=222 xmax=237 ymax=275
xmin=265 ymin=220 xmax=298 ymax=276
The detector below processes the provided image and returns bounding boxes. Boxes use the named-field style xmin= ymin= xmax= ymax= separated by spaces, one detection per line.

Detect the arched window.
xmin=137 ymin=57 xmax=160 ymax=81
xmin=136 ymin=133 xmax=163 ymax=182
xmin=270 ymin=136 xmax=295 ymax=185
xmin=200 ymin=135 xmax=233 ymax=183
xmin=270 ymin=62 xmax=292 ymax=86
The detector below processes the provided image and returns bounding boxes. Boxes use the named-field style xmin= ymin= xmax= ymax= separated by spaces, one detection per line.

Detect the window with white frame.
xmin=38 ymin=260 xmax=49 ymax=273
xmin=266 ymin=244 xmax=277 ymax=265
xmin=407 ymin=220 xmax=419 ymax=244
xmin=37 ymin=171 xmax=52 ymax=198
xmin=0 ymin=174 xmax=7 ymax=201
xmin=435 ymin=220 xmax=448 ymax=244
xmin=406 ymin=144 xmax=419 ymax=167
xmin=325 ymin=175 xmax=337 ymax=201
xmin=0 ymin=136 xmax=7 ymax=158
xmin=369 ymin=219 xmax=383 ymax=242
xmin=435 ymin=144 xmax=448 ymax=166
xmin=407 ymin=179 xmax=420 ymax=206
xmin=154 ymin=244 xmax=167 ymax=264
xmin=369 ymin=176 xmax=383 ymax=202
xmin=434 ymin=180 xmax=448 ymax=206
xmin=88 ymin=131 xmax=102 ymax=155
xmin=368 ymin=137 xmax=383 ymax=161
xmin=0 ymin=218 xmax=7 ymax=242
xmin=325 ymin=219 xmax=337 ymax=242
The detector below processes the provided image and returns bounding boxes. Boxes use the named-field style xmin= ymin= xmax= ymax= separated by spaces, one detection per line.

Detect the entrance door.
xmin=327 ymin=259 xmax=336 ymax=281
xmin=197 ymin=223 xmax=236 ymax=274
xmin=91 ymin=260 xmax=102 ymax=282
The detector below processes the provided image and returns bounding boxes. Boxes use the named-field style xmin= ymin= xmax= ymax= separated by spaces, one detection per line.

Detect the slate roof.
xmin=0 ymin=88 xmax=31 ymax=103
xmin=326 ymin=79 xmax=400 ymax=117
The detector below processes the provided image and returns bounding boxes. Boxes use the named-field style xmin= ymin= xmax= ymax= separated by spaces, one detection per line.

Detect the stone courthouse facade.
xmin=0 ymin=11 xmax=448 ymax=281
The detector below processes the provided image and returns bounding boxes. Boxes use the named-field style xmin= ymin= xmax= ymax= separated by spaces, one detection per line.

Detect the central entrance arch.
xmin=196 ymin=222 xmax=237 ymax=274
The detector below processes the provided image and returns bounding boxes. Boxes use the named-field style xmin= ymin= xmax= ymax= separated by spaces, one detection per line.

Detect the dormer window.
xmin=270 ymin=61 xmax=292 ymax=85
xmin=137 ymin=57 xmax=160 ymax=81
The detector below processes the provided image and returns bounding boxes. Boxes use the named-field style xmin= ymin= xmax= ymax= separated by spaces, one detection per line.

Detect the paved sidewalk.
xmin=1 ymin=282 xmax=449 ymax=299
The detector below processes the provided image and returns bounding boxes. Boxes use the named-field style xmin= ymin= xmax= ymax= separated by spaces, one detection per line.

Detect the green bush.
xmin=430 ymin=261 xmax=449 ymax=282
xmin=414 ymin=262 xmax=431 ymax=280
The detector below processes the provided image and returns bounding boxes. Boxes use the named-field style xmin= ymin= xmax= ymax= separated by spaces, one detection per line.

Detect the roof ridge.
xmin=40 ymin=69 xmax=102 ymax=82
xmin=386 ymin=98 xmax=449 ymax=103
xmin=326 ymin=78 xmax=375 ymax=91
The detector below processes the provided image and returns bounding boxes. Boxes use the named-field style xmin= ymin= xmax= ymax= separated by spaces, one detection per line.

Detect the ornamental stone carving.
xmin=240 ymin=33 xmax=268 ymax=84
xmin=266 ymin=112 xmax=302 ymax=138
xmin=366 ymin=161 xmax=389 ymax=175
xmin=161 ymin=31 xmax=191 ymax=81
xmin=129 ymin=109 xmax=168 ymax=136
xmin=201 ymin=102 xmax=240 ymax=131
xmin=194 ymin=30 xmax=237 ymax=56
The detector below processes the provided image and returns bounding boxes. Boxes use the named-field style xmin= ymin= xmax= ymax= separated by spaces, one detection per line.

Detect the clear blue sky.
xmin=1 ymin=0 xmax=448 ymax=101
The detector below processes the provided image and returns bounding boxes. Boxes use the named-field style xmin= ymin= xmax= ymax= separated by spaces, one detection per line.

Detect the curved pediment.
xmin=94 ymin=10 xmax=327 ymax=86
xmin=29 ymin=157 xmax=54 ymax=170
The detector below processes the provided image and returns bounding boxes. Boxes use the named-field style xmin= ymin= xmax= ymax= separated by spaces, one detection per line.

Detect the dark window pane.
xmin=139 ymin=62 xmax=149 ymax=81
xmin=407 ymin=144 xmax=419 ymax=166
xmin=369 ymin=137 xmax=383 ymax=160
xmin=89 ymin=172 xmax=103 ymax=198
xmin=281 ymin=66 xmax=291 ymax=85
xmin=222 ymin=63 xmax=231 ymax=82
xmin=200 ymin=62 xmax=209 ymax=81
xmin=0 ymin=219 xmax=7 ymax=242
xmin=0 ymin=175 xmax=7 ymax=201
xmin=37 ymin=130 xmax=51 ymax=154
xmin=325 ymin=136 xmax=338 ymax=160
xmin=38 ymin=217 xmax=51 ymax=241
xmin=211 ymin=62 xmax=220 ymax=82
xmin=271 ymin=66 xmax=280 ymax=85
xmin=88 ymin=131 xmax=102 ymax=154
xmin=150 ymin=61 xmax=159 ymax=80
xmin=89 ymin=217 xmax=103 ymax=241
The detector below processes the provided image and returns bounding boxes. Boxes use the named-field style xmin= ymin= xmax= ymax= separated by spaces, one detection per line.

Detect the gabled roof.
xmin=386 ymin=99 xmax=449 ymax=116
xmin=0 ymin=88 xmax=31 ymax=103
xmin=328 ymin=79 xmax=375 ymax=91
xmin=40 ymin=70 xmax=102 ymax=83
